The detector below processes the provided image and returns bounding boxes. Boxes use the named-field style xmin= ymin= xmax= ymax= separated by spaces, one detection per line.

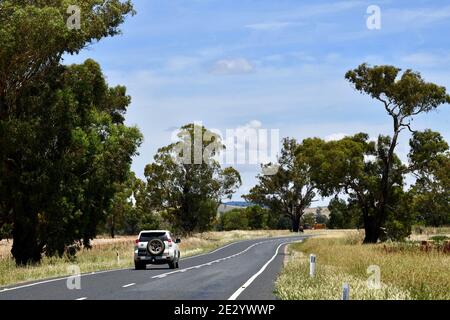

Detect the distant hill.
xmin=223 ymin=201 xmax=254 ymax=207
xmin=304 ymin=206 xmax=330 ymax=217
xmin=218 ymin=202 xmax=329 ymax=217
xmin=217 ymin=201 xmax=254 ymax=214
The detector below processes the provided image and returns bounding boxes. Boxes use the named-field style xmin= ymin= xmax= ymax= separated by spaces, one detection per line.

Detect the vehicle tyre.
xmin=147 ymin=238 xmax=165 ymax=255
xmin=168 ymin=261 xmax=176 ymax=269
xmin=135 ymin=261 xmax=146 ymax=270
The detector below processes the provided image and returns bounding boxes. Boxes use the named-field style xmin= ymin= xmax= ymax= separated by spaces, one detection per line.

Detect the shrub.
xmin=218 ymin=209 xmax=249 ymax=231
xmin=429 ymin=235 xmax=450 ymax=242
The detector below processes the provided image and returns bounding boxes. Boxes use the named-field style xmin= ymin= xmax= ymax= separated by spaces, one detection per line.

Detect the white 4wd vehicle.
xmin=134 ymin=230 xmax=181 ymax=270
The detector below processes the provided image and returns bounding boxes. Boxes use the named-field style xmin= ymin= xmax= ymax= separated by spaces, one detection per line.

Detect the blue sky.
xmin=64 ymin=0 xmax=450 ymax=205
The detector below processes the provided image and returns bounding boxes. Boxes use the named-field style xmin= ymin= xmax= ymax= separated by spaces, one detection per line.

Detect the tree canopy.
xmin=0 ymin=1 xmax=139 ymax=264
xmin=0 ymin=0 xmax=134 ymax=117
xmin=408 ymin=130 xmax=450 ymax=226
xmin=341 ymin=64 xmax=450 ymax=242
xmin=144 ymin=124 xmax=241 ymax=234
xmin=244 ymin=138 xmax=316 ymax=232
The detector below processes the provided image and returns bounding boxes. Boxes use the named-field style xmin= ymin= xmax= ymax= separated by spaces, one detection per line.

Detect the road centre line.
xmin=151 ymin=239 xmax=279 ymax=279
xmin=0 ymin=236 xmax=302 ymax=294
xmin=0 ymin=241 xmax=249 ymax=293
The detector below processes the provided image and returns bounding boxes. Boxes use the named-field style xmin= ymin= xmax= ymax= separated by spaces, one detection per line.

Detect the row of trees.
xmin=1 ymin=1 xmax=449 ymax=265
xmin=246 ymin=64 xmax=449 ymax=243
xmin=101 ymin=124 xmax=242 ymax=237
xmin=0 ymin=1 xmax=140 ymax=264
xmin=103 ymin=106 xmax=448 ymax=243
xmin=0 ymin=2 xmax=243 ymax=266
xmin=218 ymin=206 xmax=291 ymax=231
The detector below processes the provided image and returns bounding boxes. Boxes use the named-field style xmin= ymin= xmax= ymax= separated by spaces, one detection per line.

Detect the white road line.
xmin=152 ymin=241 xmax=271 ymax=278
xmin=122 ymin=283 xmax=136 ymax=288
xmin=150 ymin=239 xmax=281 ymax=280
xmin=0 ymin=241 xmax=248 ymax=294
xmin=0 ymin=268 xmax=126 ymax=294
xmin=180 ymin=241 xmax=239 ymax=261
xmin=227 ymin=240 xmax=302 ymax=300
xmin=0 ymin=236 xmax=304 ymax=294
xmin=75 ymin=297 xmax=87 ymax=300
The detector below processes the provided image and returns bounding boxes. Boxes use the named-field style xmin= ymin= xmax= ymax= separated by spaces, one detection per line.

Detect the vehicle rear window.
xmin=139 ymin=232 xmax=168 ymax=241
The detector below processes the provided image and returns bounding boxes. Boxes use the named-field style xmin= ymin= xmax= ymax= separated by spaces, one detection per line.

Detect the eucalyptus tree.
xmin=144 ymin=124 xmax=241 ymax=234
xmin=245 ymin=138 xmax=316 ymax=232
xmin=0 ymin=1 xmax=139 ymax=264
xmin=341 ymin=64 xmax=450 ymax=242
xmin=408 ymin=130 xmax=450 ymax=226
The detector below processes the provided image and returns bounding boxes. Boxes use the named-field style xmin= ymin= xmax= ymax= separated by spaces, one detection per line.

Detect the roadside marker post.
xmin=309 ymin=254 xmax=316 ymax=277
xmin=342 ymin=283 xmax=350 ymax=300
xmin=116 ymin=251 xmax=120 ymax=264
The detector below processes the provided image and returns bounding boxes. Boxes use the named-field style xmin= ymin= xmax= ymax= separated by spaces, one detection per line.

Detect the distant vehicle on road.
xmin=134 ymin=230 xmax=181 ymax=270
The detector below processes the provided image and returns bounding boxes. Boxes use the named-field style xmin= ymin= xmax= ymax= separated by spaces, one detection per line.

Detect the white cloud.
xmin=324 ymin=133 xmax=348 ymax=141
xmin=401 ymin=52 xmax=450 ymax=68
xmin=166 ymin=56 xmax=200 ymax=71
xmin=245 ymin=21 xmax=301 ymax=31
xmin=211 ymin=58 xmax=254 ymax=75
xmin=388 ymin=6 xmax=450 ymax=27
xmin=236 ymin=120 xmax=262 ymax=130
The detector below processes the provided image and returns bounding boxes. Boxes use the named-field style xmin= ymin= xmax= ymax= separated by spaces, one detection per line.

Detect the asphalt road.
xmin=0 ymin=235 xmax=306 ymax=300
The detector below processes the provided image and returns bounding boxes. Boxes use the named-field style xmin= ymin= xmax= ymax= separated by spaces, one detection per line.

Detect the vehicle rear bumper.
xmin=134 ymin=255 xmax=174 ymax=264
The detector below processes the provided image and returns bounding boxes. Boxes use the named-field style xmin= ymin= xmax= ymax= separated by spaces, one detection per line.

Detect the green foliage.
xmin=264 ymin=210 xmax=290 ymax=230
xmin=244 ymin=138 xmax=316 ymax=232
xmin=0 ymin=223 xmax=12 ymax=241
xmin=289 ymin=64 xmax=450 ymax=242
xmin=327 ymin=198 xmax=360 ymax=229
xmin=217 ymin=205 xmax=270 ymax=231
xmin=0 ymin=0 xmax=135 ymax=109
xmin=0 ymin=0 xmax=138 ymax=265
xmin=103 ymin=172 xmax=139 ymax=237
xmin=0 ymin=1 xmax=139 ymax=264
xmin=245 ymin=205 xmax=268 ymax=230
xmin=429 ymin=235 xmax=450 ymax=242
xmin=408 ymin=130 xmax=450 ymax=227
xmin=301 ymin=213 xmax=315 ymax=227
xmin=0 ymin=59 xmax=142 ymax=264
xmin=315 ymin=207 xmax=329 ymax=225
xmin=345 ymin=64 xmax=450 ymax=116
xmin=144 ymin=123 xmax=241 ymax=234
xmin=304 ymin=133 xmax=407 ymax=241
xmin=218 ymin=209 xmax=249 ymax=231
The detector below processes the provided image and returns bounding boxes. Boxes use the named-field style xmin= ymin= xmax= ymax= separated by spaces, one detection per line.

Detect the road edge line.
xmin=227 ymin=239 xmax=303 ymax=300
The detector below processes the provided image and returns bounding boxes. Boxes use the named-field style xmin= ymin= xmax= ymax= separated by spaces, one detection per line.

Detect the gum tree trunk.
xmin=11 ymin=200 xmax=42 ymax=265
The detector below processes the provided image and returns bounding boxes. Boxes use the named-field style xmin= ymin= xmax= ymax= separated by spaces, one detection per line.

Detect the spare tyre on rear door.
xmin=147 ymin=238 xmax=165 ymax=255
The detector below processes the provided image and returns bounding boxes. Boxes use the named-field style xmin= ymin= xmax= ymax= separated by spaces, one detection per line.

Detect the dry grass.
xmin=408 ymin=226 xmax=450 ymax=241
xmin=275 ymin=230 xmax=450 ymax=300
xmin=0 ymin=230 xmax=294 ymax=287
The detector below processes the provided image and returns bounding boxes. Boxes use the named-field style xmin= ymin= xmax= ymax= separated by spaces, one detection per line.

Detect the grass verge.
xmin=275 ymin=230 xmax=450 ymax=300
xmin=0 ymin=229 xmax=295 ymax=287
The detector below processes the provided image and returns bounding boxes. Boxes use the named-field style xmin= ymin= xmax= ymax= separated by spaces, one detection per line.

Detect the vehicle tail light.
xmin=135 ymin=239 xmax=139 ymax=244
xmin=168 ymin=239 xmax=173 ymax=247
